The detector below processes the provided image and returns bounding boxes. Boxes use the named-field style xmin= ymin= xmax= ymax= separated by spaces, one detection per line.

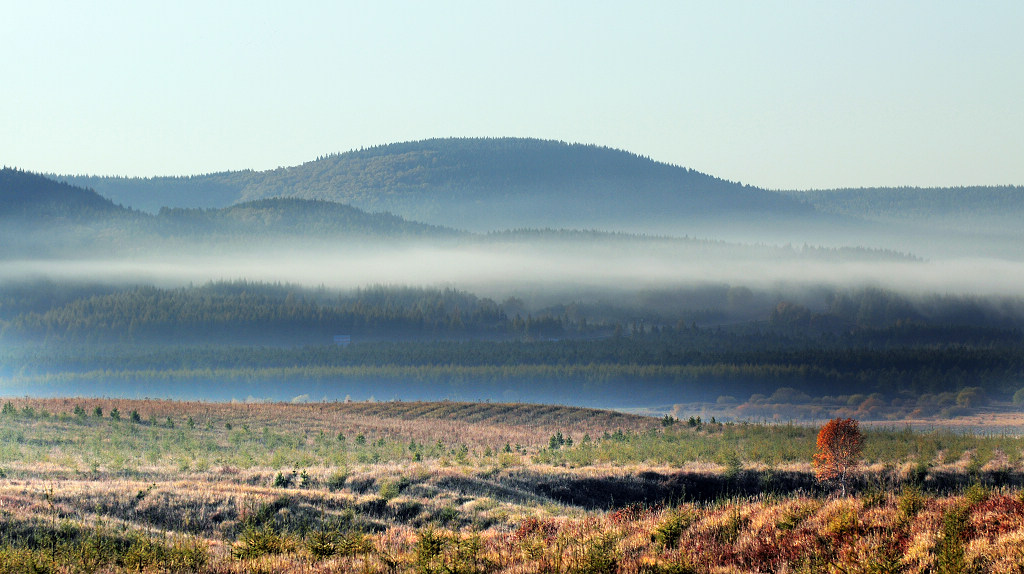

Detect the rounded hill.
xmin=60 ymin=138 xmax=818 ymax=235
xmin=231 ymin=138 xmax=813 ymax=232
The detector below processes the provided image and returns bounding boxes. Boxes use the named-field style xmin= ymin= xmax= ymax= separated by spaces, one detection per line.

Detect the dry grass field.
xmin=2 ymin=397 xmax=1024 ymax=573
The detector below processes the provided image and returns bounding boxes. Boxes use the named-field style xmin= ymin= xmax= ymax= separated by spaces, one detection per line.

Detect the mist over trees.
xmin=4 ymin=138 xmax=1024 ymax=413
xmin=2 ymin=279 xmax=1022 ymax=409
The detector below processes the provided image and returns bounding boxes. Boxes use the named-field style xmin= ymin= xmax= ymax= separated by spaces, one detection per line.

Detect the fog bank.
xmin=3 ymin=245 xmax=1024 ymax=298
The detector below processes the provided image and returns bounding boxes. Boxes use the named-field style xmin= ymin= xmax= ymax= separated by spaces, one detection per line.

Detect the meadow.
xmin=2 ymin=398 xmax=1024 ymax=573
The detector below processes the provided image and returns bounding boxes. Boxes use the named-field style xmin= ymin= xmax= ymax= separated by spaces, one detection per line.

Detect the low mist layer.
xmin=2 ymin=244 xmax=1023 ymax=299
xmin=4 ymin=164 xmax=1024 ymax=415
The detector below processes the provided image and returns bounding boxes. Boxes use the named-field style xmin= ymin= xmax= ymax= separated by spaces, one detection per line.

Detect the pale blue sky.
xmin=3 ymin=1 xmax=1022 ymax=189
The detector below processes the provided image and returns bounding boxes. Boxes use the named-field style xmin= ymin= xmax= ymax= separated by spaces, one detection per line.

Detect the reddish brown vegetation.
xmin=813 ymin=417 xmax=864 ymax=492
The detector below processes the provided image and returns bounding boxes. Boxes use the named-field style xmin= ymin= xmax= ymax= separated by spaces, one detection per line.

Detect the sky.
xmin=3 ymin=1 xmax=1023 ymax=190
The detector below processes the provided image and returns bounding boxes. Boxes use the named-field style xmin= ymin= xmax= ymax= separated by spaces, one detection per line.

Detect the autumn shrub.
xmin=813 ymin=418 xmax=864 ymax=494
xmin=513 ymin=517 xmax=560 ymax=543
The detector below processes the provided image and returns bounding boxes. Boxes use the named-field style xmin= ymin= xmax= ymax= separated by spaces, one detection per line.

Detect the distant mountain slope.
xmin=157 ymin=198 xmax=460 ymax=240
xmin=787 ymin=186 xmax=1024 ymax=233
xmin=52 ymin=173 xmax=241 ymax=214
xmin=784 ymin=186 xmax=1024 ymax=258
xmin=789 ymin=186 xmax=1024 ymax=219
xmin=0 ymin=168 xmax=146 ymax=258
xmin=0 ymin=167 xmax=131 ymax=220
xmin=58 ymin=138 xmax=820 ymax=235
xmin=0 ymin=170 xmax=458 ymax=258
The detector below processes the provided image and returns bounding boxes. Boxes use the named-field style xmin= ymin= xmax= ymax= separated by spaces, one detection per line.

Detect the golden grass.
xmin=1 ymin=398 xmax=1024 ymax=572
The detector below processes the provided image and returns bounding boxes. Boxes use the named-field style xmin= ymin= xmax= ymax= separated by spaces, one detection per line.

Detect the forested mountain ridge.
xmin=788 ymin=185 xmax=1024 ymax=220
xmin=781 ymin=186 xmax=1024 ymax=258
xmin=0 ymin=168 xmax=149 ymax=257
xmin=56 ymin=138 xmax=822 ymax=234
xmin=0 ymin=170 xmax=461 ymax=257
xmin=786 ymin=185 xmax=1024 ymax=238
xmin=44 ymin=139 xmax=1024 ymax=251
xmin=2 ymin=169 xmax=915 ymax=262
xmin=157 ymin=198 xmax=460 ymax=240
xmin=0 ymin=167 xmax=134 ymax=220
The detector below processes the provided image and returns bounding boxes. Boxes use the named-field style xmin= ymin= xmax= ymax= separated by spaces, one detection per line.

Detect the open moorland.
xmin=2 ymin=399 xmax=1024 ymax=573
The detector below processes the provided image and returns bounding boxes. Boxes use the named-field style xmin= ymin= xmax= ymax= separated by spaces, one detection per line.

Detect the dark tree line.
xmin=3 ymin=280 xmax=1024 ymax=403
xmin=0 ymin=281 xmax=568 ymax=344
xmin=4 ymin=280 xmax=1024 ymax=345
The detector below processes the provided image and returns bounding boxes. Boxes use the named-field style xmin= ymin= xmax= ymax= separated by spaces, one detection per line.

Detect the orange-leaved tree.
xmin=813 ymin=417 xmax=864 ymax=495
